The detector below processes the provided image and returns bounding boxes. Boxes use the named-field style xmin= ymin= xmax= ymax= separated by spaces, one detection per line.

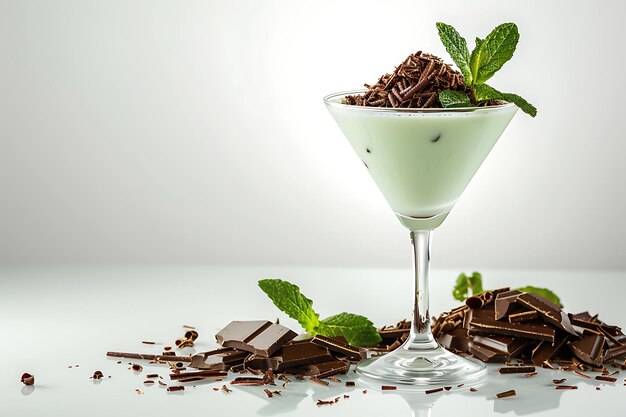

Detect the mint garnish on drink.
xmin=436 ymin=22 xmax=537 ymax=116
xmin=258 ymin=279 xmax=382 ymax=347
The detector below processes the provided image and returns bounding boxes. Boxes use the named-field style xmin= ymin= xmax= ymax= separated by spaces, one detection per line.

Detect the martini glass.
xmin=324 ymin=90 xmax=518 ymax=386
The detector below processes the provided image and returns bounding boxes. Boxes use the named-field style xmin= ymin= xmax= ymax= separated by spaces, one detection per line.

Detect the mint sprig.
xmin=452 ymin=272 xmax=563 ymax=307
xmin=258 ymin=279 xmax=381 ymax=347
xmin=436 ymin=22 xmax=536 ymax=117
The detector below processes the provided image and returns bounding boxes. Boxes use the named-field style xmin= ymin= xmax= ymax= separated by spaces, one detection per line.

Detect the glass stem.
xmin=408 ymin=230 xmax=437 ymax=348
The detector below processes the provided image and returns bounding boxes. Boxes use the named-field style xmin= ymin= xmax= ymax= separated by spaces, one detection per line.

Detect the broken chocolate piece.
xmin=21 ymin=373 xmax=35 ymax=386
xmin=508 ymin=310 xmax=538 ymax=323
xmin=516 ymin=293 xmax=578 ymax=336
xmin=494 ymin=290 xmax=523 ymax=320
xmin=531 ymin=333 xmax=570 ymax=366
xmin=274 ymin=342 xmax=333 ymax=371
xmin=438 ymin=328 xmax=471 ymax=352
xmin=291 ymin=359 xmax=349 ymax=378
xmin=469 ymin=343 xmax=507 ymax=363
xmin=188 ymin=348 xmax=248 ymax=370
xmin=215 ymin=321 xmax=296 ymax=357
xmin=568 ymin=334 xmax=604 ymax=366
xmin=311 ymin=335 xmax=365 ymax=361
xmin=469 ymin=317 xmax=555 ymax=343
xmin=472 ymin=335 xmax=529 ymax=357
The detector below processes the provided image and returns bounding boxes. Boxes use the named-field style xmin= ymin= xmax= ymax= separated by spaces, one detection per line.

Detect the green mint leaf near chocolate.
xmin=439 ymin=89 xmax=472 ymax=108
xmin=515 ymin=286 xmax=563 ymax=307
xmin=317 ymin=313 xmax=382 ymax=347
xmin=471 ymin=22 xmax=519 ymax=85
xmin=258 ymin=279 xmax=320 ymax=334
xmin=474 ymin=84 xmax=537 ymax=117
xmin=452 ymin=272 xmax=484 ymax=302
xmin=436 ymin=22 xmax=472 ymax=84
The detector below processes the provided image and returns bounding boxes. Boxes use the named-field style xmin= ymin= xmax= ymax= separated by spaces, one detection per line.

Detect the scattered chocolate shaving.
xmin=555 ymin=385 xmax=578 ymax=390
xmin=20 ymin=373 xmax=35 ymax=386
xmin=143 ymin=380 xmax=154 ymax=385
xmin=498 ymin=366 xmax=535 ymax=374
xmin=146 ymin=374 xmax=158 ymax=379
xmin=425 ymin=388 xmax=444 ymax=395
xmin=552 ymin=378 xmax=567 ymax=384
xmin=142 ymin=341 xmax=156 ymax=345
xmin=362 ymin=390 xmax=367 ymax=394
xmin=158 ymin=381 xmax=167 ymax=386
xmin=496 ymin=390 xmax=516 ymax=399
xmin=131 ymin=364 xmax=143 ymax=372
xmin=92 ymin=371 xmax=104 ymax=380
xmin=443 ymin=386 xmax=452 ymax=391
xmin=135 ymin=389 xmax=144 ymax=395
xmin=595 ymin=375 xmax=617 ymax=383
xmin=316 ymin=399 xmax=335 ymax=406
xmin=309 ymin=377 xmax=329 ymax=387
xmin=524 ymin=372 xmax=538 ymax=377
xmin=167 ymin=386 xmax=184 ymax=392
xmin=574 ymin=371 xmax=591 ymax=379
xmin=469 ymin=388 xmax=478 ymax=392
xmin=170 ymin=370 xmax=228 ymax=381
xmin=381 ymin=385 xmax=397 ymax=391
xmin=107 ymin=351 xmax=192 ymax=363
xmin=263 ymin=389 xmax=274 ymax=398
xmin=230 ymin=377 xmax=265 ymax=386
xmin=346 ymin=381 xmax=355 ymax=387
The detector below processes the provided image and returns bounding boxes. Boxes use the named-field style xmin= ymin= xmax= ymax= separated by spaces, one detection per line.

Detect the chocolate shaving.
xmin=498 ymin=366 xmax=535 ymax=374
xmin=595 ymin=375 xmax=617 ymax=383
xmin=496 ymin=389 xmax=516 ymax=399
xmin=555 ymin=385 xmax=578 ymax=390
xmin=425 ymin=387 xmax=444 ymax=395
xmin=167 ymin=386 xmax=184 ymax=392
xmin=381 ymin=385 xmax=397 ymax=391
xmin=344 ymin=52 xmax=468 ymax=109
xmin=92 ymin=371 xmax=104 ymax=380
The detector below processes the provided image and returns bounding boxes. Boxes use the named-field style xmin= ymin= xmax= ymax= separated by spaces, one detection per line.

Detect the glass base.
xmin=356 ymin=341 xmax=487 ymax=387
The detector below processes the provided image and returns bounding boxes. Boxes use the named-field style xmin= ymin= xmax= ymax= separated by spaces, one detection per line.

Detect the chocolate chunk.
xmin=531 ymin=333 xmax=570 ymax=366
xmin=467 ymin=305 xmax=496 ymax=322
xmin=189 ymin=348 xmax=248 ymax=370
xmin=604 ymin=344 xmax=626 ymax=361
xmin=311 ymin=335 xmax=365 ymax=361
xmin=568 ymin=334 xmax=604 ymax=366
xmin=472 ymin=335 xmax=529 ymax=357
xmin=508 ymin=310 xmax=538 ymax=323
xmin=469 ymin=317 xmax=555 ymax=343
xmin=494 ymin=290 xmax=523 ymax=320
xmin=516 ymin=293 xmax=578 ymax=336
xmin=215 ymin=321 xmax=296 ymax=358
xmin=21 ymin=373 xmax=35 ymax=386
xmin=469 ymin=342 xmax=507 ymax=363
xmin=290 ymin=359 xmax=349 ymax=378
xmin=497 ymin=366 xmax=535 ymax=374
xmin=244 ymin=355 xmax=281 ymax=371
xmin=274 ymin=342 xmax=333 ymax=371
xmin=438 ymin=328 xmax=470 ymax=352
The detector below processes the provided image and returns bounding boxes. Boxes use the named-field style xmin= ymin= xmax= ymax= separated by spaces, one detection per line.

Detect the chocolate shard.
xmin=437 ymin=328 xmax=470 ymax=353
xmin=604 ymin=344 xmax=626 ymax=361
xmin=244 ymin=355 xmax=281 ymax=371
xmin=469 ymin=342 xmax=507 ymax=363
xmin=189 ymin=348 xmax=248 ymax=370
xmin=567 ymin=334 xmax=604 ymax=366
xmin=311 ymin=335 xmax=365 ymax=361
xmin=472 ymin=335 xmax=529 ymax=357
xmin=469 ymin=317 xmax=556 ymax=343
xmin=290 ymin=359 xmax=349 ymax=378
xmin=516 ymin=293 xmax=578 ymax=337
xmin=497 ymin=366 xmax=535 ymax=374
xmin=531 ymin=333 xmax=570 ymax=366
xmin=275 ymin=342 xmax=333 ymax=371
xmin=230 ymin=377 xmax=266 ymax=386
xmin=169 ymin=370 xmax=227 ymax=381
xmin=215 ymin=321 xmax=297 ymax=358
xmin=494 ymin=290 xmax=523 ymax=320
xmin=467 ymin=305 xmax=496 ymax=322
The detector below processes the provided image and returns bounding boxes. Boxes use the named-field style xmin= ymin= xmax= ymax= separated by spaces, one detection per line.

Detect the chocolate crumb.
xmin=346 ymin=381 xmax=355 ymax=387
xmin=221 ymin=384 xmax=232 ymax=393
xmin=163 ymin=346 xmax=172 ymax=351
xmin=596 ymin=387 xmax=601 ymax=390
xmin=146 ymin=374 xmax=158 ymax=379
xmin=362 ymin=389 xmax=367 ymax=394
xmin=167 ymin=386 xmax=184 ymax=392
xmin=20 ymin=373 xmax=35 ymax=386
xmin=92 ymin=371 xmax=104 ymax=380
xmin=595 ymin=375 xmax=617 ymax=383
xmin=142 ymin=341 xmax=156 ymax=345
xmin=344 ymin=394 xmax=350 ymax=399
xmin=524 ymin=372 xmax=538 ymax=377
xmin=143 ymin=380 xmax=155 ymax=385
xmin=496 ymin=389 xmax=516 ymax=399
xmin=469 ymin=388 xmax=478 ymax=392
xmin=552 ymin=378 xmax=567 ymax=384
xmin=425 ymin=388 xmax=444 ymax=395
xmin=213 ymin=387 xmax=219 ymax=391
xmin=316 ymin=399 xmax=335 ymax=406
xmin=135 ymin=389 xmax=144 ymax=395
xmin=131 ymin=364 xmax=143 ymax=372
xmin=264 ymin=389 xmax=274 ymax=398
xmin=555 ymin=385 xmax=578 ymax=390
xmin=381 ymin=385 xmax=397 ymax=391
xmin=443 ymin=386 xmax=452 ymax=391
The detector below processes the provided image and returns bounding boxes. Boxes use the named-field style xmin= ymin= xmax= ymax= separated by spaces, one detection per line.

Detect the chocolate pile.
xmin=344 ymin=51 xmax=467 ymax=109
xmin=428 ymin=289 xmax=626 ymax=369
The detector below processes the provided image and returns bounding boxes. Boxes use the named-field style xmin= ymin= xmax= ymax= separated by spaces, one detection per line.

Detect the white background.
xmin=1 ymin=0 xmax=625 ymax=269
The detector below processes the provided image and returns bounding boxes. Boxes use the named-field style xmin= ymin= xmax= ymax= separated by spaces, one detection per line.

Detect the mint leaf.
xmin=439 ymin=89 xmax=472 ymax=108
xmin=516 ymin=286 xmax=563 ymax=307
xmin=471 ymin=23 xmax=519 ymax=85
xmin=474 ymin=84 xmax=537 ymax=117
xmin=317 ymin=313 xmax=381 ymax=347
xmin=436 ymin=22 xmax=472 ymax=84
xmin=258 ymin=279 xmax=319 ymax=334
xmin=452 ymin=272 xmax=484 ymax=302
xmin=469 ymin=38 xmax=483 ymax=82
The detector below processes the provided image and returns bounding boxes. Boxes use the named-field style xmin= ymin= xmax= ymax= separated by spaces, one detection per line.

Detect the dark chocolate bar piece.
xmin=567 ymin=334 xmax=604 ymax=366
xmin=531 ymin=333 xmax=569 ymax=366
xmin=604 ymin=344 xmax=626 ymax=361
xmin=471 ymin=335 xmax=529 ymax=357
xmin=273 ymin=341 xmax=333 ymax=371
xmin=469 ymin=317 xmax=555 ymax=343
xmin=508 ymin=310 xmax=538 ymax=323
xmin=311 ymin=335 xmax=365 ymax=361
xmin=215 ymin=321 xmax=297 ymax=357
xmin=516 ymin=293 xmax=578 ymax=336
xmin=494 ymin=290 xmax=523 ymax=320
xmin=469 ymin=342 xmax=507 ymax=363
xmin=437 ymin=328 xmax=470 ymax=352
xmin=189 ymin=348 xmax=248 ymax=370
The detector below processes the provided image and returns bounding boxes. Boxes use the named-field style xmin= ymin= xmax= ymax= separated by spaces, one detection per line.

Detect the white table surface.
xmin=2 ymin=266 xmax=625 ymax=416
